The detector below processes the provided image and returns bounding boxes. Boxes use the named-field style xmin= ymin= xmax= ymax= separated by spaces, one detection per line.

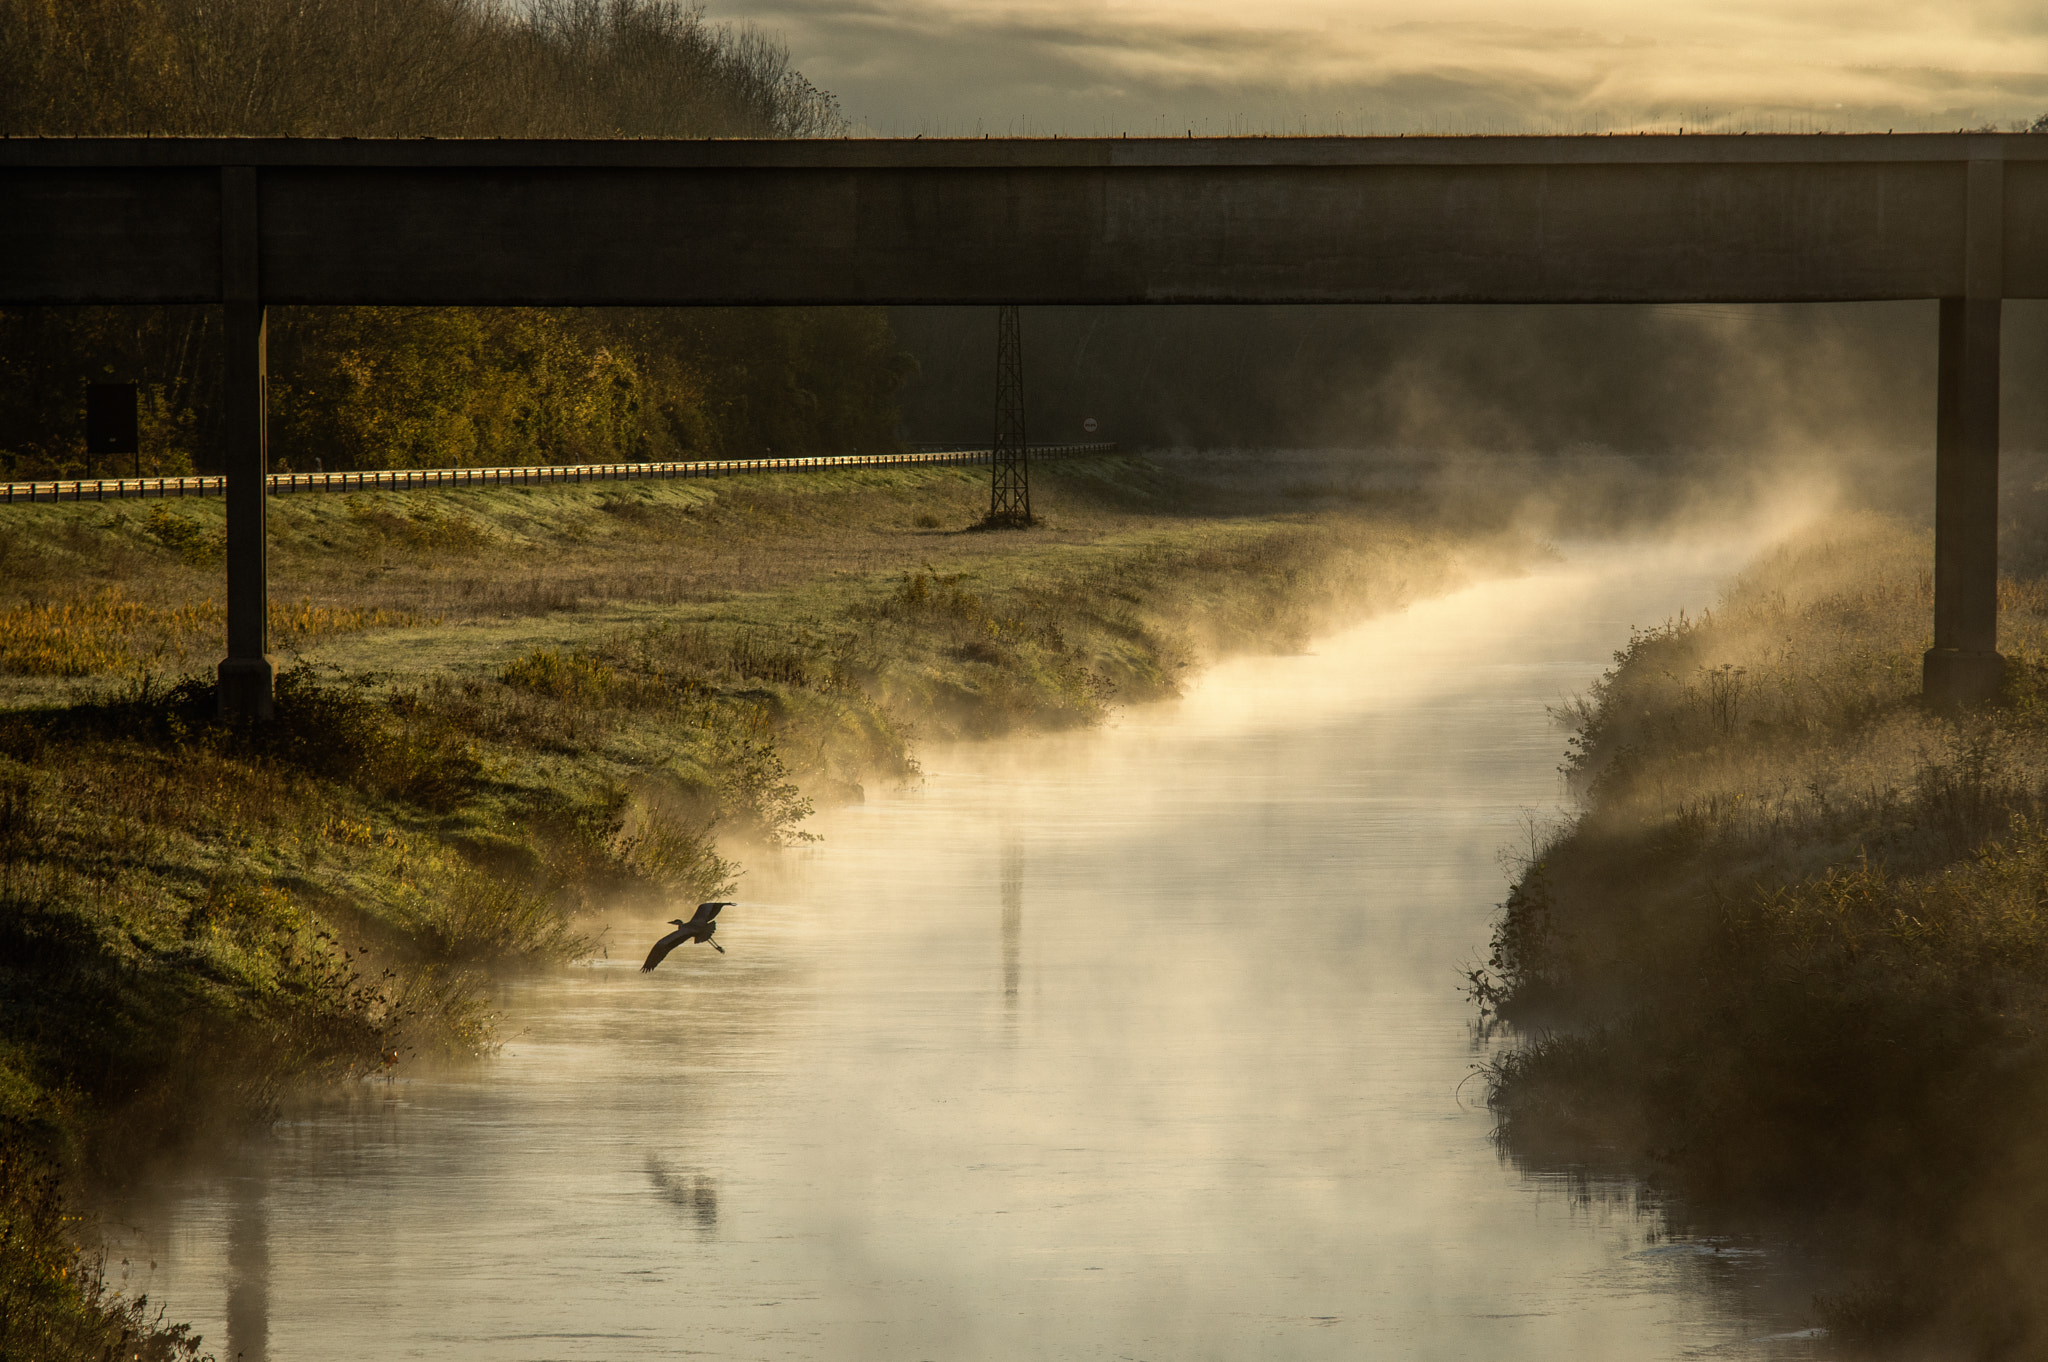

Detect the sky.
xmin=709 ymin=0 xmax=2048 ymax=137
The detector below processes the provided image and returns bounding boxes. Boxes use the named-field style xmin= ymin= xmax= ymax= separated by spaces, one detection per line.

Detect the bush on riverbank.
xmin=0 ymin=1123 xmax=201 ymax=1360
xmin=1473 ymin=510 xmax=2048 ymax=1354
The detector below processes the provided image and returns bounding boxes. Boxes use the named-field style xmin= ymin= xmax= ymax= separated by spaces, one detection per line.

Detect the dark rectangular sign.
xmin=86 ymin=383 xmax=139 ymax=456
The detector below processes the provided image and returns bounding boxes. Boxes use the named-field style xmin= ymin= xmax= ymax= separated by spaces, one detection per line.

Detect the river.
xmin=100 ymin=536 xmax=1838 ymax=1360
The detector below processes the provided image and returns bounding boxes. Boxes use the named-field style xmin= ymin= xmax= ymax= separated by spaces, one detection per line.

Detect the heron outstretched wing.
xmin=641 ymin=928 xmax=687 ymax=972
xmin=687 ymin=901 xmax=732 ymax=926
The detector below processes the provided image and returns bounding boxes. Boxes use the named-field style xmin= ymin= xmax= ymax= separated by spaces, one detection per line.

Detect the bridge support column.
xmin=217 ymin=167 xmax=273 ymax=719
xmin=1923 ymin=158 xmax=2006 ymax=708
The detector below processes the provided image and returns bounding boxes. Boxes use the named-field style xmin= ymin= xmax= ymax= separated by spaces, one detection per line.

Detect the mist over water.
xmin=100 ymin=534 xmax=1841 ymax=1360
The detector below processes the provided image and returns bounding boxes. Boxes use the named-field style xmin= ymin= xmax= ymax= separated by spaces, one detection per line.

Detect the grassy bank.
xmin=1472 ymin=508 xmax=2048 ymax=1354
xmin=1 ymin=451 xmax=1535 ymax=1357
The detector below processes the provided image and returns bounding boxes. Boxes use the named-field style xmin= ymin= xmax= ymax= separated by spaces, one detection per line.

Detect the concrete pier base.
xmin=1922 ymin=648 xmax=2005 ymax=708
xmin=216 ymin=655 xmax=277 ymax=721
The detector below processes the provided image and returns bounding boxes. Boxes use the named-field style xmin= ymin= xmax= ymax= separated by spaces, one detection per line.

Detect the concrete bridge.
xmin=2 ymin=133 xmax=2034 ymax=713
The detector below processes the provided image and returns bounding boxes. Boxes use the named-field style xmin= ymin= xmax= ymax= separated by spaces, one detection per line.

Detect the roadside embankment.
xmin=1 ymin=451 xmax=1540 ymax=1358
xmin=1473 ymin=508 xmax=2048 ymax=1354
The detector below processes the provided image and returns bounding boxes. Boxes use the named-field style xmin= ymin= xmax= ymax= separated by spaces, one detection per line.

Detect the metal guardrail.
xmin=0 ymin=443 xmax=1119 ymax=505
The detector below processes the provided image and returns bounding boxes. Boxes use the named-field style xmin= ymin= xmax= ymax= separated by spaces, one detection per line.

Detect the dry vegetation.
xmin=1473 ymin=507 xmax=2048 ymax=1355
xmin=0 ymin=1126 xmax=202 ymax=1360
xmin=0 ymin=451 xmax=1534 ymax=1360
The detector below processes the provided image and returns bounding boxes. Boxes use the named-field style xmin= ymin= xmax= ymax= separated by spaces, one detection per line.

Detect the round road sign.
xmin=1082 ymin=417 xmax=1098 ymax=434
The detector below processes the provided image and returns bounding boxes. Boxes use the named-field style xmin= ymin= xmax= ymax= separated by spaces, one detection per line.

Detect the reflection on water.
xmin=225 ymin=1171 xmax=267 ymax=1362
xmin=100 ymin=538 xmax=1839 ymax=1360
xmin=1001 ymin=840 xmax=1023 ymax=1008
xmin=645 ymin=1158 xmax=719 ymax=1239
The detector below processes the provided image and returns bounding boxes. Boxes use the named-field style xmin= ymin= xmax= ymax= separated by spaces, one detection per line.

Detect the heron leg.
xmin=711 ymin=941 xmax=725 ymax=954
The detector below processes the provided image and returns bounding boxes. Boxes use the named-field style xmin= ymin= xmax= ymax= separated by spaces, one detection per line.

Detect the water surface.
xmin=105 ymin=539 xmax=1836 ymax=1360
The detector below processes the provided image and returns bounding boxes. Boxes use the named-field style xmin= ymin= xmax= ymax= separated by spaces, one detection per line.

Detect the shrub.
xmin=143 ymin=506 xmax=223 ymax=567
xmin=0 ymin=1124 xmax=204 ymax=1362
xmin=502 ymin=648 xmax=615 ymax=704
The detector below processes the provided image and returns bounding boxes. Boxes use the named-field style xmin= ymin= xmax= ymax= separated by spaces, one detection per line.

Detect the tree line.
xmin=0 ymin=0 xmax=912 ymax=478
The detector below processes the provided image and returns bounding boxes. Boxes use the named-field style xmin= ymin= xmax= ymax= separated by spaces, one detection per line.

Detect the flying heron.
xmin=641 ymin=902 xmax=734 ymax=971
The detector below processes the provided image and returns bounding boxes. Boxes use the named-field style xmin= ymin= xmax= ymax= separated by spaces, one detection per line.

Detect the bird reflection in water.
xmin=645 ymin=1157 xmax=719 ymax=1237
xmin=1001 ymin=841 xmax=1023 ymax=1010
xmin=225 ymin=1168 xmax=269 ymax=1362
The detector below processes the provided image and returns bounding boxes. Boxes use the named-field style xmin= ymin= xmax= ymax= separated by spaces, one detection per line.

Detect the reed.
xmin=0 ymin=1123 xmax=203 ymax=1361
xmin=1475 ymin=510 xmax=2048 ymax=1354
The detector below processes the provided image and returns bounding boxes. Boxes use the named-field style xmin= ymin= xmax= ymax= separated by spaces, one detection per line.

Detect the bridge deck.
xmin=3 ymin=134 xmax=2042 ymax=306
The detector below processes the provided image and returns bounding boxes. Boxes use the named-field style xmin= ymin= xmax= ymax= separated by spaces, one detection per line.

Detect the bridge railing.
xmin=0 ymin=443 xmax=1120 ymax=505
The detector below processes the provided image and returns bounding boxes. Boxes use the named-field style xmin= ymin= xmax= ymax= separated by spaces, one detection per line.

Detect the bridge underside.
xmin=1 ymin=134 xmax=2030 ymax=712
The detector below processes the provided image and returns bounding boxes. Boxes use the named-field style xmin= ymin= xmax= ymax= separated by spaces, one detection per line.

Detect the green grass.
xmin=0 ymin=451 xmax=1540 ymax=1358
xmin=1473 ymin=509 xmax=2048 ymax=1356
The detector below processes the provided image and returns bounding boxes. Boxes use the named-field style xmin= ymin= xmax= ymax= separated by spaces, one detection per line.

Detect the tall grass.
xmin=1474 ymin=510 xmax=2048 ymax=1354
xmin=0 ymin=589 xmax=424 ymax=677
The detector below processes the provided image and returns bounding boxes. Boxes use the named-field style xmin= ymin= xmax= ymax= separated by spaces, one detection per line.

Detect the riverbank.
xmin=1474 ymin=508 xmax=2048 ymax=1355
xmin=1 ymin=450 xmax=1540 ymax=1358
xmin=103 ymin=530 xmax=1836 ymax=1361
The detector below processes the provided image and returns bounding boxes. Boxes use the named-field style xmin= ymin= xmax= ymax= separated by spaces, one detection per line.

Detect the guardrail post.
xmin=217 ymin=166 xmax=274 ymax=719
xmin=1925 ymin=155 xmax=2006 ymax=707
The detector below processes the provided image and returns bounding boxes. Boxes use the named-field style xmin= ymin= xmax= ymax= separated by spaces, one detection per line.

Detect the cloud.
xmin=706 ymin=0 xmax=2048 ymax=134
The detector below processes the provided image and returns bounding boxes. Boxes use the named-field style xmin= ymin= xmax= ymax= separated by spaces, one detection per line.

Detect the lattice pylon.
xmin=988 ymin=303 xmax=1032 ymax=526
